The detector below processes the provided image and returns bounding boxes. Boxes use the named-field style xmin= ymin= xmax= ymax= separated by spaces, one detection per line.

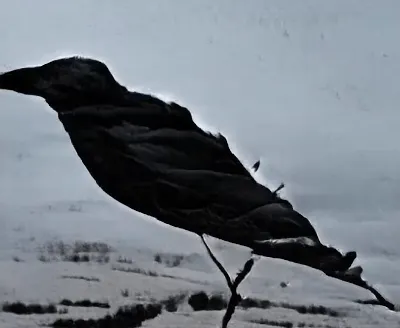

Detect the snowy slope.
xmin=0 ymin=236 xmax=399 ymax=328
xmin=1 ymin=1 xmax=400 ymax=327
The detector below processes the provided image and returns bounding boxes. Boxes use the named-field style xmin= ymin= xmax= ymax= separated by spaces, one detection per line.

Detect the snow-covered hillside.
xmin=0 ymin=237 xmax=399 ymax=328
xmin=1 ymin=1 xmax=400 ymax=327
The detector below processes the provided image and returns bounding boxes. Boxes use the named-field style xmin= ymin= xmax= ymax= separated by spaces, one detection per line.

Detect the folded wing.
xmin=57 ymin=100 xmax=356 ymax=274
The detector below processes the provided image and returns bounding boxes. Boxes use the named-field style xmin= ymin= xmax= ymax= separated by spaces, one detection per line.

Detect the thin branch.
xmin=326 ymin=270 xmax=396 ymax=311
xmin=272 ymin=182 xmax=285 ymax=195
xmin=364 ymin=284 xmax=395 ymax=310
xmin=252 ymin=160 xmax=260 ymax=172
xmin=222 ymin=258 xmax=254 ymax=328
xmin=233 ymin=258 xmax=254 ymax=289
xmin=200 ymin=234 xmax=233 ymax=289
xmin=199 ymin=235 xmax=255 ymax=328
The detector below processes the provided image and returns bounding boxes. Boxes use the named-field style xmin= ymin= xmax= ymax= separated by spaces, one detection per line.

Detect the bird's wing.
xmin=55 ymin=102 xmax=316 ymax=239
xmin=56 ymin=100 xmax=359 ymax=274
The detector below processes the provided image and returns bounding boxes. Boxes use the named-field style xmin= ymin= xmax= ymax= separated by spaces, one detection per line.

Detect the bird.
xmin=0 ymin=56 xmax=358 ymax=277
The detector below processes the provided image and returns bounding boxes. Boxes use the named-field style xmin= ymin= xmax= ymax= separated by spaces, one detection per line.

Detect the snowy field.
xmin=1 ymin=0 xmax=400 ymax=327
xmin=0 ymin=230 xmax=399 ymax=328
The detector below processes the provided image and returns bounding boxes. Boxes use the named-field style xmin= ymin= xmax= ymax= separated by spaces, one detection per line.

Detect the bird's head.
xmin=0 ymin=56 xmax=127 ymax=107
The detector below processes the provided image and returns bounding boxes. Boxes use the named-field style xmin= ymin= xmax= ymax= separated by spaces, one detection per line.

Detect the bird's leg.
xmin=200 ymin=234 xmax=255 ymax=328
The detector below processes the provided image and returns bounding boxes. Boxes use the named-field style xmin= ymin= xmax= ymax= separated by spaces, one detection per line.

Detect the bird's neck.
xmin=46 ymin=89 xmax=129 ymax=113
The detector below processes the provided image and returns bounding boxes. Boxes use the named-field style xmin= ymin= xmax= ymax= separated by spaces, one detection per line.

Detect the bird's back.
xmin=55 ymin=91 xmax=319 ymax=244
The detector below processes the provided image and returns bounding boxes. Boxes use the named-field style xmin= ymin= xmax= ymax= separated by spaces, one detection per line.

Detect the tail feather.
xmin=252 ymin=237 xmax=357 ymax=274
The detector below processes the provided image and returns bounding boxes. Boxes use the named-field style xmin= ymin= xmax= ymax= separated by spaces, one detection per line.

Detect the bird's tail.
xmin=251 ymin=236 xmax=357 ymax=275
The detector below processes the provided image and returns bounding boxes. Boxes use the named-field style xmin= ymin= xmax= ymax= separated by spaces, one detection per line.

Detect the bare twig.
xmin=364 ymin=283 xmax=395 ymax=310
xmin=200 ymin=235 xmax=255 ymax=328
xmin=222 ymin=258 xmax=254 ymax=328
xmin=200 ymin=235 xmax=233 ymax=290
xmin=272 ymin=182 xmax=285 ymax=195
xmin=326 ymin=270 xmax=396 ymax=311
xmin=252 ymin=160 xmax=260 ymax=172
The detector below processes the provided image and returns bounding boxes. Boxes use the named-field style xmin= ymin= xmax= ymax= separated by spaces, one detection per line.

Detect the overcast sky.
xmin=1 ymin=1 xmax=400 ymax=289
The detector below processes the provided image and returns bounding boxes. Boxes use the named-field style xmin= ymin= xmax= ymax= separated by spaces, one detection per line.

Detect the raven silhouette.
xmin=0 ymin=57 xmax=394 ymax=311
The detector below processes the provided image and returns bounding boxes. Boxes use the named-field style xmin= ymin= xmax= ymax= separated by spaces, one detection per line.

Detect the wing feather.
xmin=57 ymin=101 xmax=319 ymax=244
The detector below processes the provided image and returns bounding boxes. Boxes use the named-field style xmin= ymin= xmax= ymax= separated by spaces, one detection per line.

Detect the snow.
xmin=1 ymin=0 xmax=400 ymax=327
xmin=0 ymin=238 xmax=399 ymax=327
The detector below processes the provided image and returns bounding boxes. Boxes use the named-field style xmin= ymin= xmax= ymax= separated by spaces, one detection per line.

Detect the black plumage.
xmin=0 ymin=56 xmax=357 ymax=275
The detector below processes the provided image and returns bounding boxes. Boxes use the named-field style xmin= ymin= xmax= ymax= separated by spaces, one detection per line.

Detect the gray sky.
xmin=1 ymin=0 xmax=400 ymax=290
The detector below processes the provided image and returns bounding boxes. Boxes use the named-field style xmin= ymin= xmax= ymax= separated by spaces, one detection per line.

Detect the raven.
xmin=0 ymin=56 xmax=358 ymax=277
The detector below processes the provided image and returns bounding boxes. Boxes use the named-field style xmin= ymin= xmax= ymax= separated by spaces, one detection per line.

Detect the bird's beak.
xmin=0 ymin=66 xmax=42 ymax=96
